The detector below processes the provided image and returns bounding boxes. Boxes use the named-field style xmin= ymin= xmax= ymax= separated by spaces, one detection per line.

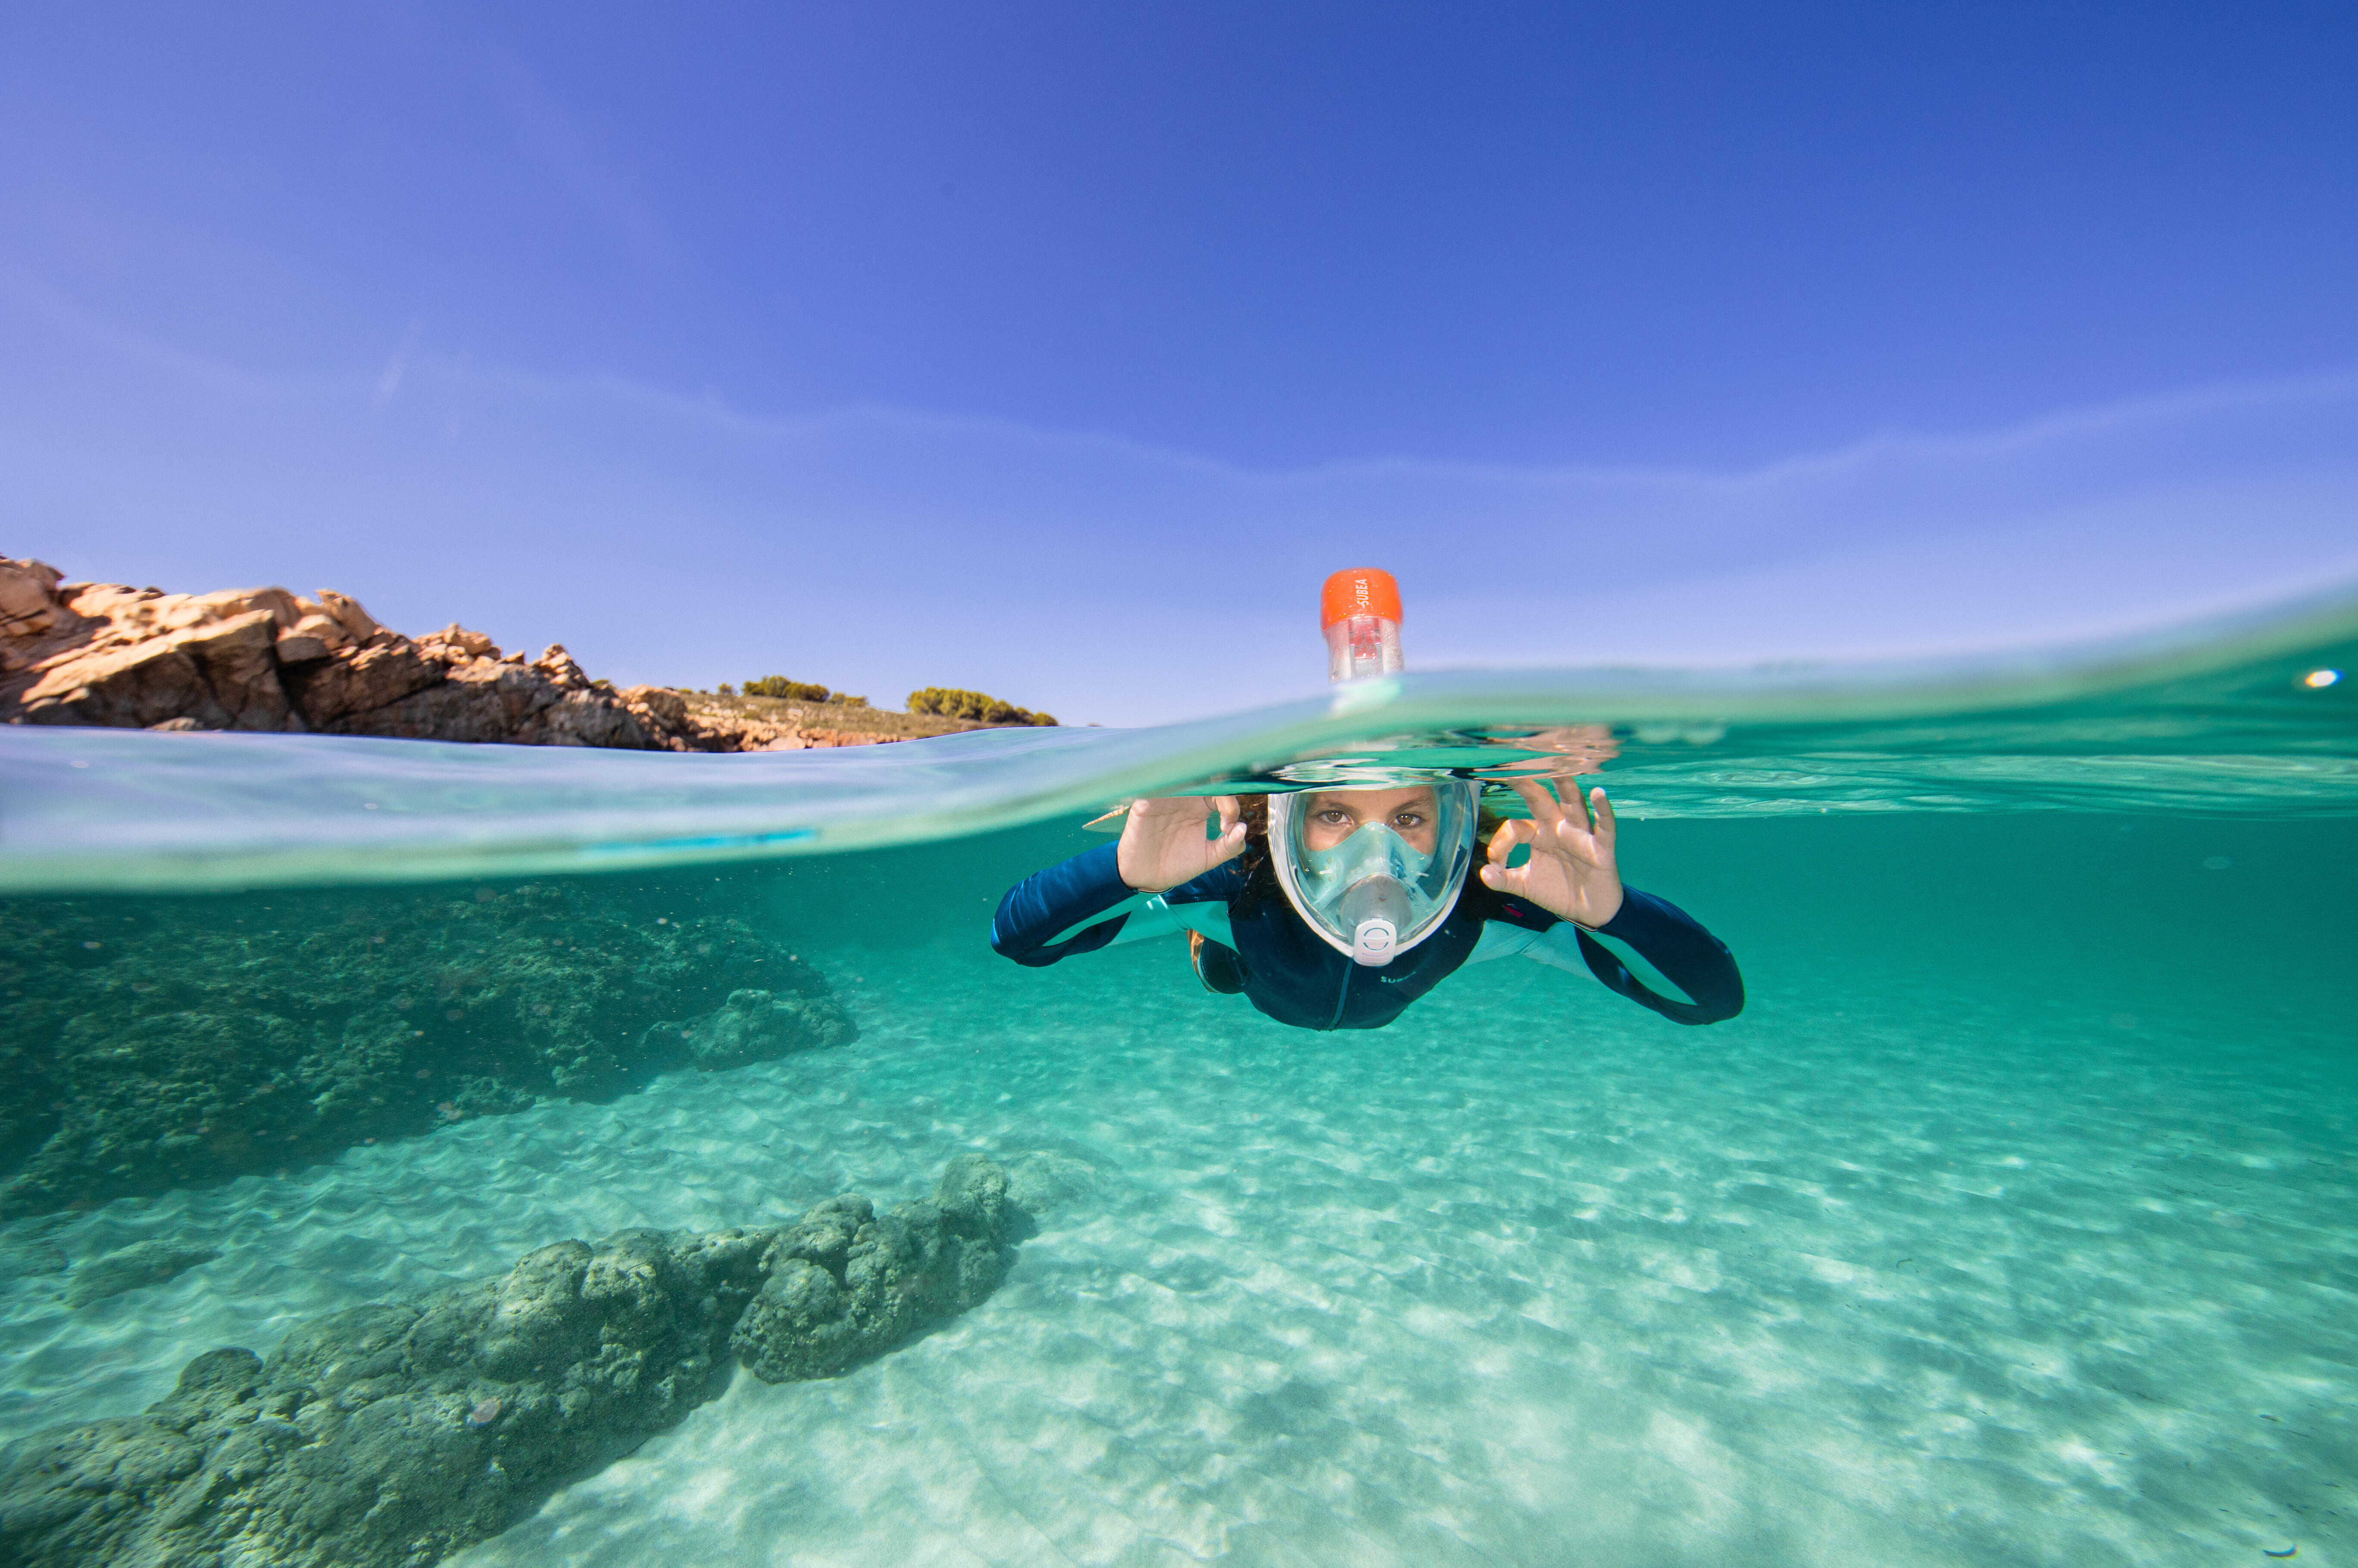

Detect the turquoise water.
xmin=1 ymin=596 xmax=2354 ymax=1565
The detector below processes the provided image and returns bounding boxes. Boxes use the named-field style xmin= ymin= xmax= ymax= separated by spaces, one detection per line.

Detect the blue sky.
xmin=4 ymin=3 xmax=2356 ymax=723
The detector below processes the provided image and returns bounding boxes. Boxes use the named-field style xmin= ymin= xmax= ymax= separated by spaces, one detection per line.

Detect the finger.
xmin=1478 ymin=860 xmax=1528 ymax=896
xmin=1209 ymin=796 xmax=1248 ymax=861
xmin=1542 ymin=780 xmax=1593 ymax=848
xmin=1486 ymin=817 xmax=1536 ymax=864
xmin=1505 ymin=776 xmax=1566 ymax=829
xmin=1588 ymin=787 xmax=1616 ymax=849
xmin=1549 ymin=773 xmax=1595 ymax=829
xmin=1546 ymin=814 xmax=1597 ymax=865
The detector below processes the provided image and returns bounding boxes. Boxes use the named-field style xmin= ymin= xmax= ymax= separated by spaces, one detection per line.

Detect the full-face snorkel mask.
xmin=1268 ymin=781 xmax=1480 ymax=965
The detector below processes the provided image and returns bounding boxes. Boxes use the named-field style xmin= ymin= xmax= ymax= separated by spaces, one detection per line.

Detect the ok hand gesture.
xmin=1477 ymin=777 xmax=1624 ymax=929
xmin=1117 ymin=796 xmax=1248 ymax=893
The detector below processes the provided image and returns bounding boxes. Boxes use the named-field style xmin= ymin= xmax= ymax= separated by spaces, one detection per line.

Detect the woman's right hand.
xmin=1117 ymin=796 xmax=1247 ymax=892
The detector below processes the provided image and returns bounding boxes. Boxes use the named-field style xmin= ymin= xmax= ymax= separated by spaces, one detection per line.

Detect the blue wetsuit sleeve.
xmin=1574 ymin=887 xmax=1745 ymax=1025
xmin=990 ymin=842 xmax=1140 ymax=967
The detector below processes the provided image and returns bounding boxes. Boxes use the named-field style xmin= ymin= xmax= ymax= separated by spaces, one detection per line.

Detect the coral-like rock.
xmin=644 ymin=987 xmax=858 ymax=1072
xmin=0 ymin=1159 xmax=1020 ymax=1568
xmin=0 ymin=882 xmax=856 ymax=1218
xmin=0 ymin=1227 xmax=768 ymax=1568
xmin=731 ymin=1154 xmax=1014 ymax=1382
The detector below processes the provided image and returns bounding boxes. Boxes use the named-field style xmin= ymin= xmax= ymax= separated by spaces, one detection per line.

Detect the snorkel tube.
xmin=1270 ymin=570 xmax=1479 ymax=966
xmin=1321 ymin=567 xmax=1405 ymax=681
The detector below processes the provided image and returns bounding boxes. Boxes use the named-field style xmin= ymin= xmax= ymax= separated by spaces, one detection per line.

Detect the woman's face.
xmin=1301 ymin=786 xmax=1440 ymax=854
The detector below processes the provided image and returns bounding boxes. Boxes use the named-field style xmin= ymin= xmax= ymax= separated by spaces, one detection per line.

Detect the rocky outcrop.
xmin=0 ymin=1158 xmax=1018 ymax=1568
xmin=731 ymin=1155 xmax=1014 ymax=1381
xmin=0 ymin=881 xmax=856 ymax=1218
xmin=0 ymin=556 xmax=905 ymax=751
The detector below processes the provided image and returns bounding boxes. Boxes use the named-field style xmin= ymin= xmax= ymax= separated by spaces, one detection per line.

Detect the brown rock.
xmin=621 ymin=684 xmax=687 ymax=725
xmin=0 ymin=556 xmax=955 ymax=753
xmin=0 ymin=557 xmax=65 ymax=640
xmin=317 ymin=588 xmax=382 ymax=642
xmin=315 ymin=657 xmax=656 ymax=747
xmin=273 ymin=611 xmax=352 ymax=665
xmin=10 ymin=605 xmax=302 ymax=732
xmin=417 ymin=623 xmax=499 ymax=660
xmin=531 ymin=643 xmax=588 ymax=687
xmin=280 ymin=637 xmax=446 ymax=726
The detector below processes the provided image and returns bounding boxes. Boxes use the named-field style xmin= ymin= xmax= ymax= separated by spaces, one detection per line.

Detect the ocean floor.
xmin=0 ymin=925 xmax=2351 ymax=1567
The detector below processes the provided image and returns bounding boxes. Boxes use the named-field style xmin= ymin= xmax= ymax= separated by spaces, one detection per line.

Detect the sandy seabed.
xmin=1 ymin=935 xmax=2350 ymax=1568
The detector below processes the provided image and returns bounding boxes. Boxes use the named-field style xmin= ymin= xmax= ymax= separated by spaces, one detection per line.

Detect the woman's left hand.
xmin=1477 ymin=777 xmax=1624 ymax=928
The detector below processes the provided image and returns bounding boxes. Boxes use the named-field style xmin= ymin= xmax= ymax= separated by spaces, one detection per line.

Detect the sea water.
xmin=0 ymin=596 xmax=2353 ymax=1566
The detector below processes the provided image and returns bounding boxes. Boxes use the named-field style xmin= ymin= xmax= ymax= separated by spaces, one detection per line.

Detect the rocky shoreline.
xmin=0 ymin=556 xmax=977 ymax=751
xmin=0 ymin=1156 xmax=1021 ymax=1568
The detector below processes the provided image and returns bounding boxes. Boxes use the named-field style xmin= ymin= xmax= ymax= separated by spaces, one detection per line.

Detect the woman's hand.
xmin=1478 ymin=777 xmax=1624 ymax=928
xmin=1117 ymin=796 xmax=1247 ymax=892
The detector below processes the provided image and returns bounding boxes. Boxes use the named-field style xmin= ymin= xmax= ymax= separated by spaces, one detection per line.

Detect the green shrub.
xmin=906 ymin=687 xmax=1058 ymax=727
xmin=743 ymin=676 xmax=833 ymax=702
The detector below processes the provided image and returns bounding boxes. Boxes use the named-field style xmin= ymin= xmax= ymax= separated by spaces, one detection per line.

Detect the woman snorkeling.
xmin=990 ymin=570 xmax=1742 ymax=1032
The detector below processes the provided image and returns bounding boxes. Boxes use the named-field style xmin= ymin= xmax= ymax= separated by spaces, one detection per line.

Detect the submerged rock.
xmin=0 ymin=1158 xmax=1019 ymax=1568
xmin=732 ymin=1153 xmax=1014 ymax=1381
xmin=0 ymin=882 xmax=855 ymax=1218
xmin=644 ymin=987 xmax=859 ymax=1072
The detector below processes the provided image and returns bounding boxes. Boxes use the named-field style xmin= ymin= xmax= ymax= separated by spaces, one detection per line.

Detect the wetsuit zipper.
xmin=1324 ymin=962 xmax=1352 ymax=1031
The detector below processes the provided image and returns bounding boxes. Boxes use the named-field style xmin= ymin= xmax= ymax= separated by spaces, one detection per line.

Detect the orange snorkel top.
xmin=1320 ymin=568 xmax=1405 ymax=681
xmin=1319 ymin=568 xmax=1403 ymax=629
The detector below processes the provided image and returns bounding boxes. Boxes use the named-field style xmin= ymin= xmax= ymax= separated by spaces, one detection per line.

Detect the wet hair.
xmin=1229 ymin=795 xmax=1279 ymax=917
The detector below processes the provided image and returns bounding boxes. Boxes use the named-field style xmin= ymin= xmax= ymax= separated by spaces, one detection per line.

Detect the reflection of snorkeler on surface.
xmin=990 ymin=774 xmax=1743 ymax=1032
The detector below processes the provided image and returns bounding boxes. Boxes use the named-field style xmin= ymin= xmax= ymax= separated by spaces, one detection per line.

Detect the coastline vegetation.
xmin=907 ymin=687 xmax=1058 ymax=727
xmin=735 ymin=676 xmax=870 ymax=706
xmin=699 ymin=678 xmax=1058 ymax=729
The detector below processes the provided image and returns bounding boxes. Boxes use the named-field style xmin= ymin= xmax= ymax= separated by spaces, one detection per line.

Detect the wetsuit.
xmin=990 ymin=841 xmax=1743 ymax=1031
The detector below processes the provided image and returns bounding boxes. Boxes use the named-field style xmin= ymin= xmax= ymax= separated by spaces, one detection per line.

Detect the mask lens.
xmin=1269 ymin=783 xmax=1479 ymax=963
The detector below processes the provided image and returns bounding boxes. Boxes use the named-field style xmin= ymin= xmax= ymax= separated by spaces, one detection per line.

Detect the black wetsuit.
xmin=990 ymin=841 xmax=1743 ymax=1032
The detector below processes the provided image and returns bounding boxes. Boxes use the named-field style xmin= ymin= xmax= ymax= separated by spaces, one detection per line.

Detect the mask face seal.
xmin=1267 ymin=781 xmax=1480 ymax=965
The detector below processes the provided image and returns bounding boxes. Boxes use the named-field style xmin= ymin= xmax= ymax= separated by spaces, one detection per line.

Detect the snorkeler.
xmin=989 ymin=571 xmax=1742 ymax=1032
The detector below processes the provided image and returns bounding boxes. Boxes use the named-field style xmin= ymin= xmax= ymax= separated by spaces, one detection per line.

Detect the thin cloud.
xmin=372 ymin=315 xmax=427 ymax=408
xmin=7 ymin=277 xmax=2355 ymax=721
xmin=22 ymin=262 xmax=2352 ymax=519
xmin=0 ymin=269 xmax=350 ymax=401
xmin=475 ymin=41 xmax=672 ymax=268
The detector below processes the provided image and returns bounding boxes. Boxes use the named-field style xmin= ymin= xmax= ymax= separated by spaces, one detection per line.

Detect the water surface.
xmin=1 ymin=597 xmax=2352 ymax=1566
